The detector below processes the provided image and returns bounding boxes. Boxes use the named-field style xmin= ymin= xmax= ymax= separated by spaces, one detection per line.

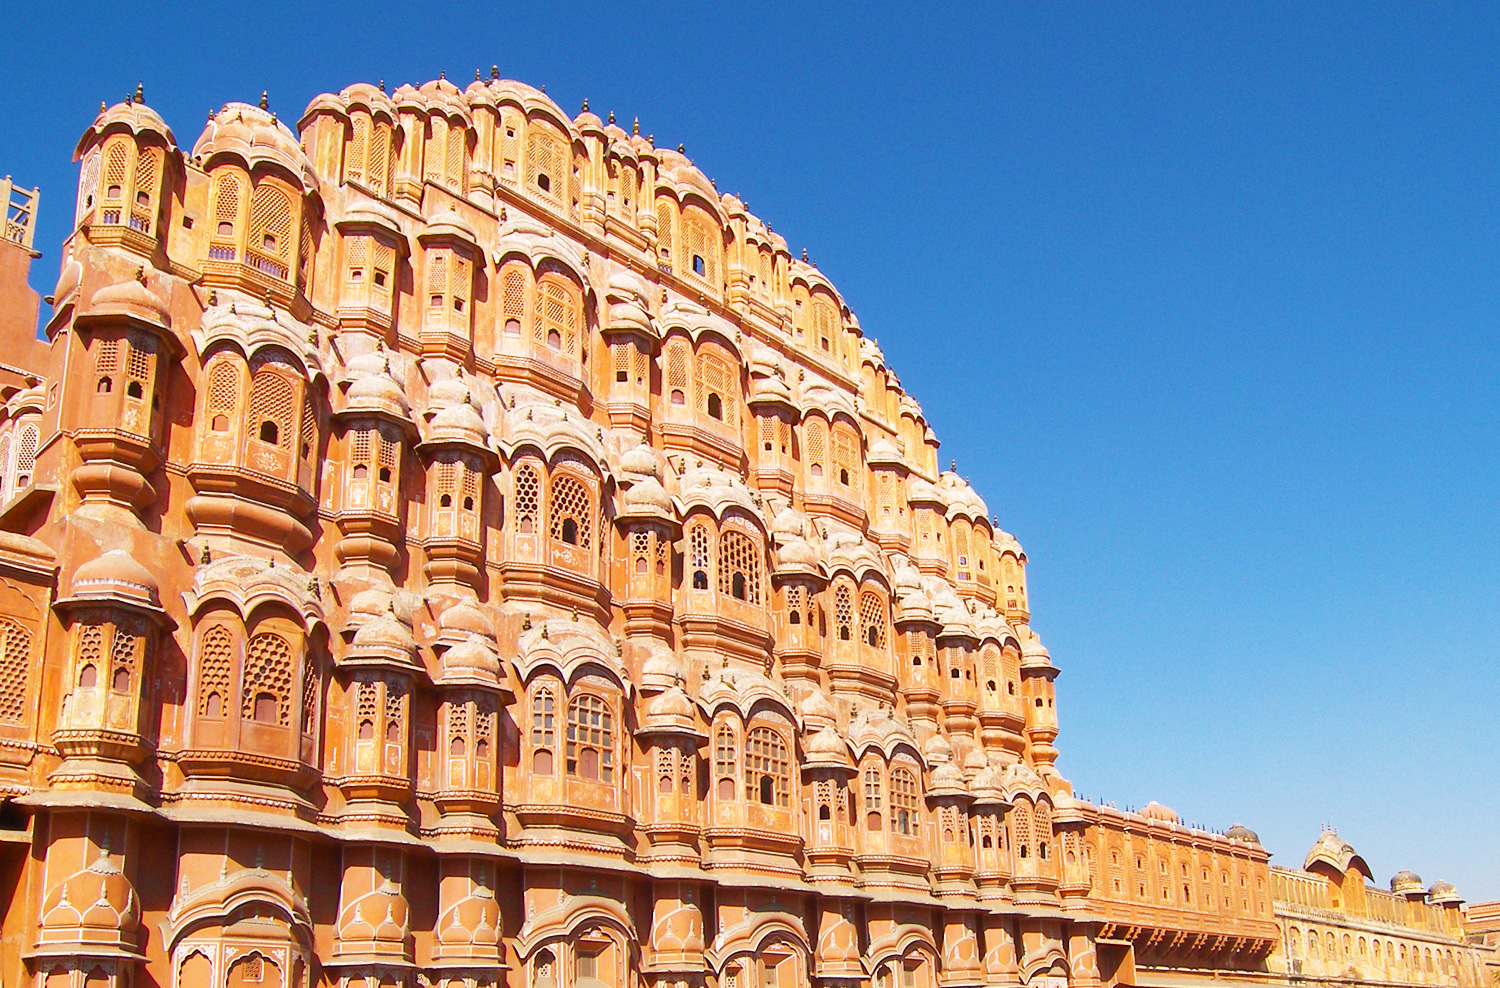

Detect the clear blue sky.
xmin=5 ymin=2 xmax=1497 ymax=897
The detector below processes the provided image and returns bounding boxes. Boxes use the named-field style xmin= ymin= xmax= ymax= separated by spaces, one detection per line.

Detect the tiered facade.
xmin=0 ymin=75 xmax=1480 ymax=988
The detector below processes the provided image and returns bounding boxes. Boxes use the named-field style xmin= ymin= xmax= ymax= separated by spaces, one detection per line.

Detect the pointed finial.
xmin=581 ymin=97 xmax=589 ymax=112
xmin=647 ymin=133 xmax=654 ymax=145
xmin=677 ymin=143 xmax=684 ymax=153
xmin=259 ymin=90 xmax=268 ymax=110
xmin=951 ymin=459 xmax=956 ymax=471
xmin=632 ymin=116 xmax=639 ymax=136
xmin=522 ymin=612 xmax=532 ymax=631
xmin=540 ymin=84 xmax=546 ymax=94
xmin=608 ymin=109 xmax=615 ymax=124
xmin=491 ymin=65 xmax=499 ymax=80
xmin=475 ymin=68 xmax=482 ymax=81
xmin=439 ymin=70 xmax=446 ymax=80
xmin=100 ymin=101 xmax=106 ymax=113
xmin=540 ymin=624 xmax=548 ymax=640
xmin=379 ymin=79 xmax=386 ymax=93
xmin=200 ymin=544 xmax=211 ymax=565
xmin=135 ymin=81 xmax=144 ymax=104
xmin=126 ymin=91 xmax=133 ymax=106
xmin=135 ymin=266 xmax=146 ymax=283
xmin=802 ymin=247 xmax=808 ymax=262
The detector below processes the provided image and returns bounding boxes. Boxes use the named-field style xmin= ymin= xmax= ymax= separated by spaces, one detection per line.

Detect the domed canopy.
xmin=83 ymin=279 xmax=171 ymax=333
xmin=1305 ymin=831 xmax=1371 ymax=880
xmin=1225 ymin=823 xmax=1261 ymax=844
xmin=68 ymin=549 xmax=161 ymax=610
xmin=193 ymin=101 xmax=317 ymax=189
xmin=1140 ymin=801 xmax=1179 ymax=824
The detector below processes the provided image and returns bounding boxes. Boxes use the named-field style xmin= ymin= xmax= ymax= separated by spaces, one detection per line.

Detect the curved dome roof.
xmin=1225 ymin=823 xmax=1261 ymax=844
xmin=70 ymin=549 xmax=160 ymax=608
xmin=193 ymin=101 xmax=317 ymax=189
xmin=1140 ymin=801 xmax=1179 ymax=824
xmin=75 ymin=98 xmax=178 ymax=159
xmin=86 ymin=279 xmax=170 ymax=331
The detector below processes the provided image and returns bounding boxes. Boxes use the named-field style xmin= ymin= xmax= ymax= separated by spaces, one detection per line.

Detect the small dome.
xmin=53 ymin=257 xmax=83 ymax=307
xmin=71 ymin=549 xmax=161 ymax=608
xmin=799 ymin=689 xmax=837 ymax=727
xmin=348 ymin=587 xmax=393 ymax=620
xmin=194 ymin=101 xmax=316 ymax=189
xmin=639 ymin=646 xmax=686 ymax=692
xmin=923 ymin=732 xmax=954 ymax=762
xmin=428 ymin=399 xmax=488 ymax=447
xmin=931 ymin=761 xmax=966 ymax=789
xmin=971 ymin=763 xmax=1005 ymax=797
xmin=1141 ymin=801 xmax=1179 ymax=824
xmin=440 ymin=635 xmax=501 ymax=686
xmin=351 ymin=611 xmax=415 ymax=652
xmin=641 ymin=684 xmax=699 ymax=734
xmin=618 ymin=443 xmax=660 ymax=479
xmin=87 ymin=280 xmax=170 ymax=330
xmin=439 ymin=597 xmax=494 ymax=639
xmin=1391 ymin=870 xmax=1424 ymax=892
xmin=621 ymin=476 xmax=674 ymax=517
xmin=1225 ymin=823 xmax=1261 ymax=844
xmin=805 ymin=724 xmax=847 ymax=757
xmin=422 ymin=209 xmax=479 ymax=246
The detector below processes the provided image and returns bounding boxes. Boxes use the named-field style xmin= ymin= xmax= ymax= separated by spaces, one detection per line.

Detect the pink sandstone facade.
xmin=0 ymin=76 xmax=1487 ymax=988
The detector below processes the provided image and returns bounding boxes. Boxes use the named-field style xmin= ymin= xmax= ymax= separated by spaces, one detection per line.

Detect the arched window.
xmin=834 ymin=583 xmax=853 ymax=641
xmin=514 ymin=462 xmax=540 ymax=534
xmin=248 ymin=183 xmax=294 ymax=280
xmin=696 ymin=348 xmax=737 ymax=427
xmin=13 ymin=424 xmax=37 ymax=490
xmin=249 ymin=365 xmax=296 ymax=451
xmin=530 ymin=686 xmax=555 ymax=774
xmin=890 ymin=766 xmax=919 ymax=835
xmin=714 ymin=724 xmax=738 ymax=800
xmin=859 ymin=590 xmax=888 ymax=648
xmin=502 ymin=266 xmax=527 ymax=337
xmin=549 ymin=474 xmax=593 ymax=548
xmin=744 ymin=726 xmax=789 ymax=807
xmin=241 ymin=631 xmax=293 ymax=725
xmin=196 ymin=625 xmax=234 ymax=719
xmin=535 ymin=276 xmax=580 ymax=358
xmin=566 ymin=693 xmax=614 ymax=782
xmin=209 ymin=173 xmax=243 ymax=259
xmin=527 ymin=128 xmax=565 ymax=201
xmin=717 ymin=530 xmax=762 ymax=604
xmin=656 ymin=200 xmax=675 ymax=264
xmin=805 ymin=418 xmax=826 ymax=478
xmin=688 ymin=522 xmax=711 ymax=591
xmin=863 ymin=765 xmax=884 ymax=830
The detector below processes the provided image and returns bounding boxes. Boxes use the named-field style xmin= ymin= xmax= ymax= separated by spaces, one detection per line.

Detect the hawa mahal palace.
xmin=0 ymin=73 xmax=1490 ymax=988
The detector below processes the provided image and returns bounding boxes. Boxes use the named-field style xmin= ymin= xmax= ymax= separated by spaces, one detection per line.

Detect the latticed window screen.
xmin=372 ymin=240 xmax=395 ymax=299
xmin=813 ymin=298 xmax=840 ymax=357
xmin=196 ymin=625 xmax=234 ymax=717
xmin=448 ymin=697 xmax=470 ymax=753
xmin=211 ymin=175 xmax=242 ymax=245
xmin=696 ymin=352 xmax=737 ymax=426
xmin=565 ymin=693 xmax=613 ymax=782
xmin=890 ymin=767 xmax=919 ymax=835
xmin=514 ymin=463 xmax=541 ymax=533
xmin=355 ymin=681 xmax=378 ymax=734
xmin=15 ymin=426 xmax=38 ymax=487
xmin=344 ymin=237 xmax=367 ymax=288
xmin=834 ymin=583 xmax=853 ymax=640
xmin=384 ymin=681 xmax=406 ymax=742
xmin=370 ymin=121 xmax=392 ymax=195
xmin=425 ymin=119 xmax=449 ymax=183
xmin=132 ymin=148 xmax=162 ymax=232
xmin=535 ymin=279 xmax=579 ymax=356
xmin=300 ymin=658 xmax=319 ymax=736
xmin=75 ymin=623 xmax=104 ymax=688
xmin=347 ymin=116 xmax=369 ymax=185
xmin=249 ymin=185 xmax=294 ymax=270
xmin=716 ymin=530 xmax=761 ymax=604
xmin=95 ymin=338 xmax=120 ymax=377
xmin=503 ymin=268 xmax=526 ymax=329
xmin=242 ymin=632 xmax=294 ymax=725
xmin=428 ymin=253 xmax=448 ymax=307
xmin=249 ymin=368 xmax=295 ymax=449
xmin=0 ymin=619 xmax=31 ymax=723
xmin=207 ymin=359 xmax=239 ymax=424
xmin=655 ymin=201 xmax=674 ymax=262
xmin=530 ymin=687 xmax=555 ymax=748
xmin=110 ymin=627 xmax=138 ymax=692
xmin=805 ymin=419 xmax=827 ymax=475
xmin=102 ymin=143 xmax=129 ymax=205
xmin=451 ymin=255 xmax=472 ymax=310
xmin=77 ymin=148 xmax=100 ymax=225
xmin=744 ymin=727 xmax=789 ymax=807
xmin=859 ymin=590 xmax=888 ymax=648
xmin=687 ymin=523 xmax=711 ymax=589
xmin=526 ymin=131 xmax=564 ymax=199
xmin=445 ymin=124 xmax=466 ymax=190
xmin=548 ymin=474 xmax=592 ymax=548
xmin=665 ymin=340 xmax=689 ymax=400
xmin=833 ymin=427 xmax=859 ymax=483
xmin=684 ymin=213 xmax=718 ymax=283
